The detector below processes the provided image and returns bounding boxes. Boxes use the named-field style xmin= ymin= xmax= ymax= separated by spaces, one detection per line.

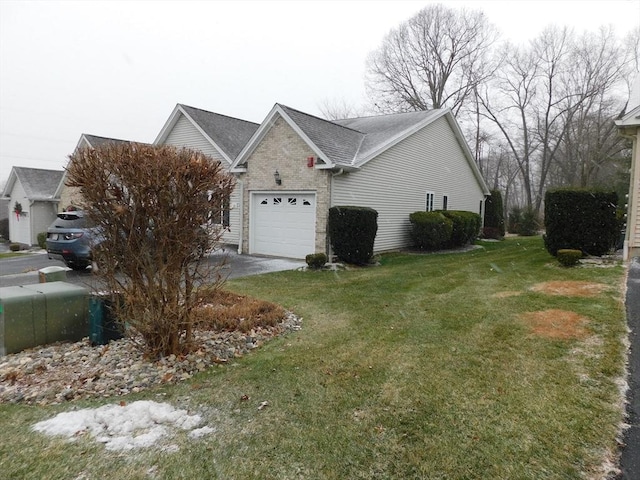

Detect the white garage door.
xmin=251 ymin=192 xmax=316 ymax=258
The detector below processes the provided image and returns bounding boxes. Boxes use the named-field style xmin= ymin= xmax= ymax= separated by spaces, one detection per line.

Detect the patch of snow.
xmin=32 ymin=400 xmax=208 ymax=451
xmin=189 ymin=426 xmax=216 ymax=438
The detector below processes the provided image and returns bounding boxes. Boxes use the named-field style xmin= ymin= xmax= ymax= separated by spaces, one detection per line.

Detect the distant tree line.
xmin=320 ymin=3 xmax=639 ymax=216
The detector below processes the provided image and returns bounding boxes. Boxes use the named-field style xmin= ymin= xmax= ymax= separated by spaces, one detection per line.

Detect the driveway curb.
xmin=619 ymin=258 xmax=640 ymax=478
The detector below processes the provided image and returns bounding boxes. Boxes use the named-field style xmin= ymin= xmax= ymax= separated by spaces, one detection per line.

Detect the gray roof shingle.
xmin=334 ymin=110 xmax=441 ymax=163
xmin=82 ymin=134 xmax=133 ymax=148
xmin=180 ymin=104 xmax=260 ymax=160
xmin=278 ymin=105 xmax=364 ymax=167
xmin=277 ymin=105 xmax=441 ymax=167
xmin=13 ymin=167 xmax=64 ymax=199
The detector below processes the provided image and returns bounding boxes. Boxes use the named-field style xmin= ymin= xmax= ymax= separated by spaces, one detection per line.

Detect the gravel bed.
xmin=0 ymin=313 xmax=301 ymax=405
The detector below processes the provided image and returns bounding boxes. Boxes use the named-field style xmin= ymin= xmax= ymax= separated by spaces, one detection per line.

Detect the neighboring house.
xmin=617 ymin=75 xmax=640 ymax=260
xmin=228 ymin=104 xmax=490 ymax=258
xmin=54 ymin=134 xmax=134 ymax=212
xmin=2 ymin=167 xmax=64 ymax=246
xmin=154 ymin=104 xmax=260 ymax=245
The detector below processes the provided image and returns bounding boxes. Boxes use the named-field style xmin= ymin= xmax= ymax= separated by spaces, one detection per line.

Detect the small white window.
xmin=288 ymin=197 xmax=297 ymax=205
xmin=425 ymin=192 xmax=435 ymax=212
xmin=273 ymin=197 xmax=282 ymax=205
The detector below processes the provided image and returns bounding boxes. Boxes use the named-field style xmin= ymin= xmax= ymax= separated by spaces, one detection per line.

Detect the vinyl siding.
xmin=631 ymin=138 xmax=640 ymax=248
xmin=8 ymin=180 xmax=31 ymax=245
xmin=332 ymin=116 xmax=485 ymax=253
xmin=30 ymin=201 xmax=57 ymax=245
xmin=161 ymin=114 xmax=240 ymax=245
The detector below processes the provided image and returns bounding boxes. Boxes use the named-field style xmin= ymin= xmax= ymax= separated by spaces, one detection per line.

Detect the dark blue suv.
xmin=46 ymin=211 xmax=100 ymax=271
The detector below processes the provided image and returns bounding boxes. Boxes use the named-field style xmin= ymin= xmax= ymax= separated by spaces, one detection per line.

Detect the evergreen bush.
xmin=37 ymin=232 xmax=47 ymax=249
xmin=484 ymin=190 xmax=505 ymax=237
xmin=409 ymin=211 xmax=453 ymax=249
xmin=557 ymin=249 xmax=582 ymax=267
xmin=440 ymin=210 xmax=482 ymax=246
xmin=544 ymin=188 xmax=618 ymax=257
xmin=305 ymin=253 xmax=327 ymax=270
xmin=328 ymin=206 xmax=378 ymax=265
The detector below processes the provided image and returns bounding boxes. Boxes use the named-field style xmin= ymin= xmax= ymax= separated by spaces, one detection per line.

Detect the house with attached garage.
xmin=154 ymin=104 xmax=260 ymax=246
xmin=61 ymin=102 xmax=489 ymax=259
xmin=616 ymin=74 xmax=640 ymax=260
xmin=54 ymin=134 xmax=136 ymax=212
xmin=228 ymin=104 xmax=490 ymax=259
xmin=2 ymin=166 xmax=64 ymax=246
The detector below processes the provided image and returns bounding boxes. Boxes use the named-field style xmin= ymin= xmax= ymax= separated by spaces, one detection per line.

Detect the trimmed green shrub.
xmin=328 ymin=206 xmax=378 ymax=265
xmin=440 ymin=210 xmax=482 ymax=246
xmin=305 ymin=253 xmax=327 ymax=270
xmin=481 ymin=227 xmax=503 ymax=240
xmin=9 ymin=243 xmax=20 ymax=252
xmin=557 ymin=249 xmax=582 ymax=267
xmin=37 ymin=232 xmax=47 ymax=249
xmin=507 ymin=206 xmax=522 ymax=234
xmin=518 ymin=207 xmax=539 ymax=236
xmin=409 ymin=211 xmax=453 ymax=250
xmin=484 ymin=190 xmax=505 ymax=237
xmin=544 ymin=188 xmax=618 ymax=257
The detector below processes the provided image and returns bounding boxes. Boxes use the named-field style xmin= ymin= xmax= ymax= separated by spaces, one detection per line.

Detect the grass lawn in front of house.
xmin=0 ymin=236 xmax=628 ymax=479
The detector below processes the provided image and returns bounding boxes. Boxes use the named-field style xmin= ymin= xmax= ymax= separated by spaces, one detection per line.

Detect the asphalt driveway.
xmin=620 ymin=257 xmax=640 ymax=479
xmin=0 ymin=245 xmax=305 ymax=288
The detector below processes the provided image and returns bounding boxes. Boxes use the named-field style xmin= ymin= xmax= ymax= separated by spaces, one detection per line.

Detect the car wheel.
xmin=69 ymin=263 xmax=89 ymax=271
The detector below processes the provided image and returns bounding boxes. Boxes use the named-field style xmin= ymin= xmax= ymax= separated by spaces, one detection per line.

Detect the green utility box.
xmin=0 ymin=286 xmax=47 ymax=356
xmin=89 ymin=294 xmax=124 ymax=346
xmin=22 ymin=282 xmax=89 ymax=344
xmin=0 ymin=282 xmax=89 ymax=356
xmin=38 ymin=266 xmax=69 ymax=283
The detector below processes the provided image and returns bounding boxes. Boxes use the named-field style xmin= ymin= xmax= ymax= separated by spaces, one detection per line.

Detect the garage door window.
xmin=251 ymin=192 xmax=316 ymax=258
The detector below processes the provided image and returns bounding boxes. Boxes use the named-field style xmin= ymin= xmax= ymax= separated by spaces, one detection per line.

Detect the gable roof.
xmin=232 ymin=104 xmax=489 ymax=194
xmin=233 ymin=104 xmax=451 ymax=170
xmin=78 ymin=134 xmax=132 ymax=150
xmin=154 ymin=103 xmax=260 ymax=164
xmin=2 ymin=166 xmax=64 ymax=200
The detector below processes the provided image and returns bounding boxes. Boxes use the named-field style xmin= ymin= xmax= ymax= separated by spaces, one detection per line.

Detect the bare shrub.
xmin=192 ymin=288 xmax=286 ymax=332
xmin=66 ymin=143 xmax=235 ymax=357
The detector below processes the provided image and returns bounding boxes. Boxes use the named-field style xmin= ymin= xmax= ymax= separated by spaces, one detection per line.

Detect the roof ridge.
xmin=338 ymin=109 xmax=435 ymax=121
xmin=14 ymin=166 xmax=64 ymax=173
xmin=82 ymin=133 xmax=132 ymax=143
xmin=179 ymin=103 xmax=260 ymax=126
xmin=277 ymin=103 xmax=366 ymax=135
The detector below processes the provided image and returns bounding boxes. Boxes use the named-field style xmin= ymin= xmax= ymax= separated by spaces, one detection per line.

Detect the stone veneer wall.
xmin=237 ymin=116 xmax=331 ymax=255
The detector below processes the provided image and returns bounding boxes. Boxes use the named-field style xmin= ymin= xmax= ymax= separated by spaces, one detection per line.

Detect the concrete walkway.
xmin=620 ymin=258 xmax=640 ymax=478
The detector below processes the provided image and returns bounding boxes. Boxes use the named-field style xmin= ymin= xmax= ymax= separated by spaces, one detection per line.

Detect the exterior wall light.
xmin=274 ymin=170 xmax=282 ymax=185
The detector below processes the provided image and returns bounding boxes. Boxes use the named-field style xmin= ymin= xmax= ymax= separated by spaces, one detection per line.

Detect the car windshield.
xmin=51 ymin=212 xmax=89 ymax=229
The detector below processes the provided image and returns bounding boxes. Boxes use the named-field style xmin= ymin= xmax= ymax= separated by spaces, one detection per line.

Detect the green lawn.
xmin=0 ymin=237 xmax=628 ymax=479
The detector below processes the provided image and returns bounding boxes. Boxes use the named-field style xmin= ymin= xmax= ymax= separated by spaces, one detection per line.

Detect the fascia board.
xmin=444 ymin=111 xmax=490 ymax=196
xmin=1 ymin=168 xmax=18 ymax=197
xmin=231 ymin=104 xmax=335 ymax=170
xmin=616 ymin=104 xmax=640 ymax=127
xmin=351 ymin=110 xmax=449 ymax=169
xmin=155 ymin=104 xmax=234 ymax=165
xmin=153 ymin=104 xmax=183 ymax=145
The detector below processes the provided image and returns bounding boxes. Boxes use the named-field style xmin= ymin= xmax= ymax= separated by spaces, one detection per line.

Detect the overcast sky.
xmin=1 ymin=0 xmax=639 ymax=186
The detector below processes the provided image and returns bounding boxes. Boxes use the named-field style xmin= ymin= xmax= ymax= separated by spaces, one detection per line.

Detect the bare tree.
xmin=477 ymin=26 xmax=630 ymax=213
xmin=317 ymin=97 xmax=368 ymax=120
xmin=365 ymin=3 xmax=499 ymax=115
xmin=66 ymin=143 xmax=235 ymax=358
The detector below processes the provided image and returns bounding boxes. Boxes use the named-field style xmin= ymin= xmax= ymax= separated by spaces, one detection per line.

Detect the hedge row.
xmin=543 ymin=188 xmax=618 ymax=257
xmin=328 ymin=206 xmax=378 ymax=265
xmin=410 ymin=210 xmax=481 ymax=250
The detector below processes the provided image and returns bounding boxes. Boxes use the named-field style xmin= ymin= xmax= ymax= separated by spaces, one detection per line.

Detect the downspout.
xmin=327 ymin=168 xmax=346 ymax=258
xmin=618 ymin=129 xmax=638 ymax=262
xmin=236 ymin=179 xmax=244 ymax=254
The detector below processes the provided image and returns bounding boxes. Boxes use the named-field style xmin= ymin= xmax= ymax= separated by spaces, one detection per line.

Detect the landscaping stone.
xmin=0 ymin=312 xmax=301 ymax=405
